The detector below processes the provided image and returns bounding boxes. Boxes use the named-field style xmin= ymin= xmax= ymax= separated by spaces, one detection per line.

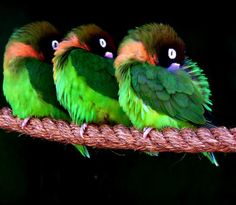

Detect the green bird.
xmin=53 ymin=24 xmax=131 ymax=135
xmin=2 ymin=21 xmax=89 ymax=158
xmin=114 ymin=23 xmax=218 ymax=166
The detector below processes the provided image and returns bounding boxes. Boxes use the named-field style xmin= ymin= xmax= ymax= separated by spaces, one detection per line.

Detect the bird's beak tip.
xmin=104 ymin=51 xmax=113 ymax=59
xmin=167 ymin=63 xmax=180 ymax=72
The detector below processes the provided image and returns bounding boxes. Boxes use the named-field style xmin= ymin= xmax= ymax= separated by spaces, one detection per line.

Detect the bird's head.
xmin=55 ymin=24 xmax=116 ymax=59
xmin=115 ymin=23 xmax=185 ymax=72
xmin=4 ymin=21 xmax=62 ymax=66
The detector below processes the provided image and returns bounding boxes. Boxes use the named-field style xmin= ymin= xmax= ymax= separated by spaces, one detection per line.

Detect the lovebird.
xmin=114 ymin=23 xmax=218 ymax=166
xmin=53 ymin=24 xmax=131 ymax=133
xmin=2 ymin=21 xmax=89 ymax=158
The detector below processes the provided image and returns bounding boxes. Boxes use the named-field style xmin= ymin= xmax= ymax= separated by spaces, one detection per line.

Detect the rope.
xmin=0 ymin=107 xmax=236 ymax=153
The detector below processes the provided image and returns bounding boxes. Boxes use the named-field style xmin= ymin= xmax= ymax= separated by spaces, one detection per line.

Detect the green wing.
xmin=70 ymin=49 xmax=118 ymax=99
xmin=25 ymin=58 xmax=64 ymax=109
xmin=131 ymin=62 xmax=206 ymax=125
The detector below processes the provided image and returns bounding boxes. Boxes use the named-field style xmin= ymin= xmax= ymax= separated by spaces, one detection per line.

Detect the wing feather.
xmin=130 ymin=62 xmax=206 ymax=124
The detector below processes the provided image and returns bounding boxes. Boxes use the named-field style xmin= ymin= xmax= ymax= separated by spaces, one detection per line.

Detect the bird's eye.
xmin=168 ymin=48 xmax=177 ymax=59
xmin=52 ymin=40 xmax=59 ymax=50
xmin=99 ymin=38 xmax=107 ymax=48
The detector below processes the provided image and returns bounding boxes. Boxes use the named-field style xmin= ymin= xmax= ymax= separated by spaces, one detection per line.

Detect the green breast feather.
xmin=3 ymin=57 xmax=70 ymax=121
xmin=54 ymin=48 xmax=130 ymax=125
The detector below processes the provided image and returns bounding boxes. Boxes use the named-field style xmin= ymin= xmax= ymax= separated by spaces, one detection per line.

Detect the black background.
xmin=1 ymin=2 xmax=236 ymax=204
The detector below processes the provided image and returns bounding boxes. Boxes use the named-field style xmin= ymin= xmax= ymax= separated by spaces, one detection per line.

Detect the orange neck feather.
xmin=115 ymin=40 xmax=156 ymax=68
xmin=4 ymin=42 xmax=44 ymax=68
xmin=54 ymin=34 xmax=89 ymax=57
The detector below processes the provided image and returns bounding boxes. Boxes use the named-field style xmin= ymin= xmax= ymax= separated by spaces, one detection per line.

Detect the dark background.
xmin=1 ymin=2 xmax=236 ymax=204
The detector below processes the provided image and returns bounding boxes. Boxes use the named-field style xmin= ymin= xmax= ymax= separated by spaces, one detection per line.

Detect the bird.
xmin=53 ymin=24 xmax=131 ymax=135
xmin=114 ymin=23 xmax=218 ymax=166
xmin=2 ymin=21 xmax=89 ymax=158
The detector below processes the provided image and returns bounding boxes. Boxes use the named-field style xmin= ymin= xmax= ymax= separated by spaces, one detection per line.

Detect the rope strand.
xmin=0 ymin=107 xmax=236 ymax=152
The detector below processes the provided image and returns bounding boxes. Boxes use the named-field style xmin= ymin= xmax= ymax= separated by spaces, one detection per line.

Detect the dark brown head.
xmin=115 ymin=23 xmax=185 ymax=71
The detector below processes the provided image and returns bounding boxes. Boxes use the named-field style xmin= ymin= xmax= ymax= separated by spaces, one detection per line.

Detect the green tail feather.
xmin=202 ymin=152 xmax=219 ymax=166
xmin=73 ymin=145 xmax=90 ymax=158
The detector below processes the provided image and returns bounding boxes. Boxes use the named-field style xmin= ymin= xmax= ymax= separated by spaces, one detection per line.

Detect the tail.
xmin=199 ymin=112 xmax=219 ymax=166
xmin=202 ymin=152 xmax=219 ymax=166
xmin=73 ymin=144 xmax=90 ymax=158
xmin=145 ymin=152 xmax=159 ymax=157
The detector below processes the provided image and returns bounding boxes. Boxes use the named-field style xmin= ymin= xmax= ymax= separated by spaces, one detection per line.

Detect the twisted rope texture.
xmin=0 ymin=107 xmax=236 ymax=152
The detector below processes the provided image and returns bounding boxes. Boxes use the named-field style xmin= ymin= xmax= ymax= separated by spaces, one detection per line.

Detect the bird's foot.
xmin=79 ymin=123 xmax=88 ymax=138
xmin=143 ymin=127 xmax=153 ymax=138
xmin=21 ymin=117 xmax=31 ymax=129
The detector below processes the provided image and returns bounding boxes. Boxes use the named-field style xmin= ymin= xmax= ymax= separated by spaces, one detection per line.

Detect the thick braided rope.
xmin=0 ymin=107 xmax=236 ymax=152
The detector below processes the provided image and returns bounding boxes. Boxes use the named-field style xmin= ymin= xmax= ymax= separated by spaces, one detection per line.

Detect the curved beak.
xmin=104 ymin=51 xmax=113 ymax=59
xmin=167 ymin=63 xmax=180 ymax=72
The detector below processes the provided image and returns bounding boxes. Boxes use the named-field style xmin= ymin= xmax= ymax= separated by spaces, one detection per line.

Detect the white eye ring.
xmin=52 ymin=40 xmax=59 ymax=50
xmin=168 ymin=48 xmax=177 ymax=59
xmin=99 ymin=38 xmax=107 ymax=48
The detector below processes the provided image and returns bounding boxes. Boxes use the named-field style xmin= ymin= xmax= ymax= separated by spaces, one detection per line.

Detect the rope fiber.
xmin=0 ymin=107 xmax=236 ymax=153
